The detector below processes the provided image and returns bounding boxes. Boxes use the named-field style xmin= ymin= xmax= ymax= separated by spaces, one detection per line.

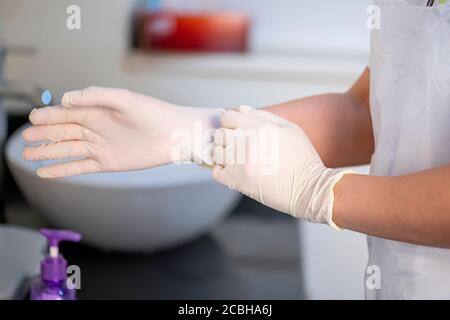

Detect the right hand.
xmin=22 ymin=87 xmax=219 ymax=178
xmin=212 ymin=106 xmax=351 ymax=229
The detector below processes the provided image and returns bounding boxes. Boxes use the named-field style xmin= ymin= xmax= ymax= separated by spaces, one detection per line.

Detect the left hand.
xmin=22 ymin=87 xmax=220 ymax=178
xmin=212 ymin=105 xmax=352 ymax=229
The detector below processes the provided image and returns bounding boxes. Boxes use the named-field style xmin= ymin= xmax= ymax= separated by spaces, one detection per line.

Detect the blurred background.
xmin=0 ymin=0 xmax=371 ymax=300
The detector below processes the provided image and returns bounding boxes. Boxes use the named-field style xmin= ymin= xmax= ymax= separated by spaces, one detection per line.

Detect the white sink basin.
xmin=6 ymin=125 xmax=241 ymax=252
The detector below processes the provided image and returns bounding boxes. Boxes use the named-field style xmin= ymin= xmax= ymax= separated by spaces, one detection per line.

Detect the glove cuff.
xmin=171 ymin=108 xmax=224 ymax=167
xmin=322 ymin=169 xmax=354 ymax=231
xmin=293 ymin=168 xmax=354 ymax=231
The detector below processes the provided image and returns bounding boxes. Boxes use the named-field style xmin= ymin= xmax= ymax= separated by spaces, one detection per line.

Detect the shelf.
xmin=122 ymin=50 xmax=368 ymax=84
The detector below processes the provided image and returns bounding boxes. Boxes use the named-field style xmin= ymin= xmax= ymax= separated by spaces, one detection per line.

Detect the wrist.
xmin=331 ymin=172 xmax=368 ymax=230
xmin=168 ymin=106 xmax=224 ymax=165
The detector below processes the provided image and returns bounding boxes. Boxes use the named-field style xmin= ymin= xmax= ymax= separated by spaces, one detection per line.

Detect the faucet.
xmin=0 ymin=44 xmax=42 ymax=223
xmin=0 ymin=46 xmax=5 ymax=84
xmin=0 ymin=45 xmax=43 ymax=108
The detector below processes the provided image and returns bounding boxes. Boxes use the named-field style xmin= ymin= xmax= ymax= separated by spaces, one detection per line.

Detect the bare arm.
xmin=264 ymin=68 xmax=450 ymax=248
xmin=329 ymin=71 xmax=450 ymax=248
xmin=264 ymin=68 xmax=373 ymax=168
xmin=333 ymin=166 xmax=450 ymax=248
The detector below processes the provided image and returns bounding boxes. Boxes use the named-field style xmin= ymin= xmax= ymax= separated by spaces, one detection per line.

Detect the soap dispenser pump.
xmin=30 ymin=229 xmax=81 ymax=300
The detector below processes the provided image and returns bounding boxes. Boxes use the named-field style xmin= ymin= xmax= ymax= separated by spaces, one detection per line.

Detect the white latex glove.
xmin=212 ymin=106 xmax=352 ymax=229
xmin=22 ymin=87 xmax=221 ymax=178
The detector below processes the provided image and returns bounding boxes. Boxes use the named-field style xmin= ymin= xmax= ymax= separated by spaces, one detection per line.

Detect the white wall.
xmin=155 ymin=0 xmax=372 ymax=53
xmin=0 ymin=0 xmax=372 ymax=299
xmin=0 ymin=0 xmax=135 ymax=101
xmin=0 ymin=0 xmax=370 ymax=107
xmin=220 ymin=0 xmax=372 ymax=53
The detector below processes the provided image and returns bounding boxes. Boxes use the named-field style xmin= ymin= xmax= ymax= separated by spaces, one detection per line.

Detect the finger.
xmin=212 ymin=165 xmax=226 ymax=184
xmin=28 ymin=106 xmax=88 ymax=126
xmin=62 ymin=86 xmax=129 ymax=111
xmin=213 ymin=145 xmax=226 ymax=165
xmin=37 ymin=159 xmax=101 ymax=178
xmin=214 ymin=142 xmax=246 ymax=166
xmin=22 ymin=124 xmax=94 ymax=143
xmin=199 ymin=143 xmax=215 ymax=167
xmin=23 ymin=141 xmax=92 ymax=161
xmin=212 ymin=165 xmax=238 ymax=191
xmin=214 ymin=128 xmax=237 ymax=147
xmin=220 ymin=109 xmax=258 ymax=129
xmin=223 ymin=141 xmax=243 ymax=166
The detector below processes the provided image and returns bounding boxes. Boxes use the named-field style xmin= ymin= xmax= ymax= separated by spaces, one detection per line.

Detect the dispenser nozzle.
xmin=41 ymin=229 xmax=82 ymax=257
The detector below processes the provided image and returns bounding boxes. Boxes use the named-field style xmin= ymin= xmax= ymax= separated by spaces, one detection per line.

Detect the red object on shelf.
xmin=135 ymin=11 xmax=250 ymax=53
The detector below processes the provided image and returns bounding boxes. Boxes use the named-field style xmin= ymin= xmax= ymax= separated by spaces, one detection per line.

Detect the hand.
xmin=212 ymin=106 xmax=352 ymax=229
xmin=23 ymin=87 xmax=220 ymax=178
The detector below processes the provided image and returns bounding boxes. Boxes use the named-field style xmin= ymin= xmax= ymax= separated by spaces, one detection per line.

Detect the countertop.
xmin=5 ymin=194 xmax=304 ymax=300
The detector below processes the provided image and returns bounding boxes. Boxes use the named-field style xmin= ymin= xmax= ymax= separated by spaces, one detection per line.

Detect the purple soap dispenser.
xmin=30 ymin=229 xmax=81 ymax=300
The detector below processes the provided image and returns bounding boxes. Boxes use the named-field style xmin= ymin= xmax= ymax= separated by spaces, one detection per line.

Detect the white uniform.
xmin=367 ymin=0 xmax=450 ymax=299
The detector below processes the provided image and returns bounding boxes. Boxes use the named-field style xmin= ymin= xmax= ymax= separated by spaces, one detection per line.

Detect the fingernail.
xmin=62 ymin=90 xmax=81 ymax=107
xmin=21 ymin=129 xmax=29 ymax=140
xmin=29 ymin=107 xmax=46 ymax=124
xmin=37 ymin=168 xmax=50 ymax=178
xmin=61 ymin=93 xmax=71 ymax=107
xmin=29 ymin=108 xmax=38 ymax=121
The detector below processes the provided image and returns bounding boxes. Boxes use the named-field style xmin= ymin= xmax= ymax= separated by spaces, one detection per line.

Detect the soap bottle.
xmin=30 ymin=229 xmax=81 ymax=300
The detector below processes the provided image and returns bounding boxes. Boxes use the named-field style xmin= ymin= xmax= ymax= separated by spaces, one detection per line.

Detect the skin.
xmin=266 ymin=68 xmax=450 ymax=248
xmin=22 ymin=69 xmax=450 ymax=248
xmin=265 ymin=69 xmax=373 ymax=168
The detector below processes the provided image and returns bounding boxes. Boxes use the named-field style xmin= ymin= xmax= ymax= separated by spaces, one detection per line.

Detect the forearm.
xmin=333 ymin=167 xmax=450 ymax=248
xmin=264 ymin=70 xmax=373 ymax=168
